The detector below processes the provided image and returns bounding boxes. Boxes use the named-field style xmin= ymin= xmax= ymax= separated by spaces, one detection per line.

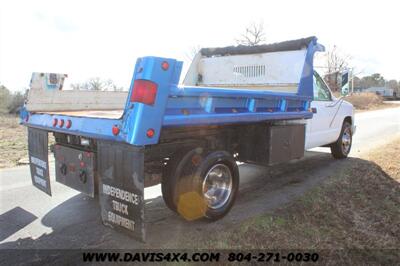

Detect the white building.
xmin=365 ymin=87 xmax=394 ymax=97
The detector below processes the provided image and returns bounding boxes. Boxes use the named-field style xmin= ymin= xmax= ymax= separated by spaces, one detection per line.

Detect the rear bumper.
xmin=22 ymin=111 xmax=125 ymax=142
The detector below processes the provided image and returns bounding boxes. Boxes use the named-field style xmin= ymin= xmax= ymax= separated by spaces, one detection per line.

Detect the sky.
xmin=0 ymin=0 xmax=399 ymax=91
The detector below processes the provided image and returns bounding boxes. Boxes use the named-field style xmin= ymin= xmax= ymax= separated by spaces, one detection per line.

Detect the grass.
xmin=346 ymin=92 xmax=383 ymax=110
xmin=183 ymin=138 xmax=400 ymax=263
xmin=0 ymin=114 xmax=55 ymax=168
xmin=0 ymin=114 xmax=28 ymax=168
xmin=333 ymin=92 xmax=398 ymax=111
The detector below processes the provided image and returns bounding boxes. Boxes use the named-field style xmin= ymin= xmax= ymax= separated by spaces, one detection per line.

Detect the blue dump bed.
xmin=20 ymin=37 xmax=323 ymax=146
xmin=20 ymin=36 xmax=326 ymax=241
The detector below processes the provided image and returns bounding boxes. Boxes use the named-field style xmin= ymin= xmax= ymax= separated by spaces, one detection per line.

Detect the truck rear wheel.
xmin=161 ymin=148 xmax=194 ymax=213
xmin=330 ymin=121 xmax=352 ymax=159
xmin=162 ymin=148 xmax=239 ymax=221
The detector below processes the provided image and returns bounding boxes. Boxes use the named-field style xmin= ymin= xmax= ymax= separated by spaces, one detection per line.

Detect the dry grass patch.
xmin=345 ymin=92 xmax=383 ymax=110
xmin=327 ymin=92 xmax=396 ymax=111
xmin=0 ymin=114 xmax=55 ymax=168
xmin=0 ymin=115 xmax=28 ymax=168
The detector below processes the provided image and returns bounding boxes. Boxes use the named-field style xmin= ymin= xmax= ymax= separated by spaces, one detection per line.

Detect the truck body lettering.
xmin=107 ymin=211 xmax=135 ymax=231
xmin=35 ymin=166 xmax=44 ymax=177
xmin=34 ymin=175 xmax=47 ymax=188
xmin=102 ymin=184 xmax=139 ymax=205
xmin=112 ymin=200 xmax=129 ymax=215
xmin=30 ymin=156 xmax=47 ymax=170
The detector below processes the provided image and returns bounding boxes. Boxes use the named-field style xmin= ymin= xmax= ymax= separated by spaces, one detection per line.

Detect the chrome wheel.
xmin=202 ymin=164 xmax=233 ymax=210
xmin=342 ymin=126 xmax=352 ymax=154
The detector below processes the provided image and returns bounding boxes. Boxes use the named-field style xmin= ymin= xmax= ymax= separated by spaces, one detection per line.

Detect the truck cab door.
xmin=305 ymin=72 xmax=337 ymax=149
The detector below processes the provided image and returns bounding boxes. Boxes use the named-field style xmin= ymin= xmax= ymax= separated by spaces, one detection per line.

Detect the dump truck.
xmin=20 ymin=36 xmax=355 ymax=241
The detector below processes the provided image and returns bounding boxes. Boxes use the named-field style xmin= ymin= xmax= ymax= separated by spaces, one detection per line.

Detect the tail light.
xmin=112 ymin=125 xmax=120 ymax=136
xmin=130 ymin=79 xmax=158 ymax=105
xmin=161 ymin=61 xmax=169 ymax=71
xmin=146 ymin=128 xmax=155 ymax=138
xmin=66 ymin=120 xmax=72 ymax=128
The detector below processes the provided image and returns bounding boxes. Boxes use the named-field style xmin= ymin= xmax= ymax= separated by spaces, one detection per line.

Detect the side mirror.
xmin=341 ymin=72 xmax=350 ymax=96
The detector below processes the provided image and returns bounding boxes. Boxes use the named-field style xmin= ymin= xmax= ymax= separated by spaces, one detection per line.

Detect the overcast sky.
xmin=0 ymin=0 xmax=399 ymax=91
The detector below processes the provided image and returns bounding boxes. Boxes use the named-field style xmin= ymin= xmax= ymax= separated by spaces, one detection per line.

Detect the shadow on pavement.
xmin=0 ymin=207 xmax=37 ymax=242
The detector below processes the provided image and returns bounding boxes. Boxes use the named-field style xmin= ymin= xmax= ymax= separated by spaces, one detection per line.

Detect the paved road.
xmin=384 ymin=100 xmax=400 ymax=104
xmin=0 ymin=107 xmax=399 ymax=252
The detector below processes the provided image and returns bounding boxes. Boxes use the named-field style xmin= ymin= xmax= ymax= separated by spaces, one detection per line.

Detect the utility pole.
xmin=351 ymin=68 xmax=354 ymax=94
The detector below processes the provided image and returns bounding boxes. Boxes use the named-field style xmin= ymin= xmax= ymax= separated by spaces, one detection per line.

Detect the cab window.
xmin=313 ymin=72 xmax=332 ymax=101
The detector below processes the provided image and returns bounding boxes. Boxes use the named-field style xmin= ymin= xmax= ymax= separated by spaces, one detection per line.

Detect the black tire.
xmin=163 ymin=148 xmax=239 ymax=221
xmin=161 ymin=169 xmax=177 ymax=213
xmin=161 ymin=148 xmax=194 ymax=212
xmin=198 ymin=151 xmax=239 ymax=220
xmin=330 ymin=121 xmax=352 ymax=159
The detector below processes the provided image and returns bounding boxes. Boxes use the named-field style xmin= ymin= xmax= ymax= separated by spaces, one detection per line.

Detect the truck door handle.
xmin=311 ymin=107 xmax=317 ymax=113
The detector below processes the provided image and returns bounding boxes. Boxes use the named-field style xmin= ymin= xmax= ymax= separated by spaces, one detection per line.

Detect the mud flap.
xmin=28 ymin=128 xmax=51 ymax=195
xmin=97 ymin=141 xmax=145 ymax=242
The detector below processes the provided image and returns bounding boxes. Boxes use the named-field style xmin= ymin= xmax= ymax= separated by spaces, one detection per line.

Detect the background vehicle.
xmin=20 ymin=36 xmax=354 ymax=241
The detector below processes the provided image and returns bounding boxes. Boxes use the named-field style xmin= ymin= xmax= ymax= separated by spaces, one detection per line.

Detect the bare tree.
xmin=87 ymin=77 xmax=104 ymax=91
xmin=106 ymin=79 xmax=125 ymax=91
xmin=323 ymin=46 xmax=352 ymax=92
xmin=71 ymin=78 xmax=125 ymax=91
xmin=236 ymin=22 xmax=266 ymax=46
xmin=0 ymin=84 xmax=11 ymax=113
xmin=387 ymin=79 xmax=399 ymax=91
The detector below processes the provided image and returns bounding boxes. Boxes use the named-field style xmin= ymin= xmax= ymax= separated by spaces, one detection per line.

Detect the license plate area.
xmin=54 ymin=144 xmax=95 ymax=197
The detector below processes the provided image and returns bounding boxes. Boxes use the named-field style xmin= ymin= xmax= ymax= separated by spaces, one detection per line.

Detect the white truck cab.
xmin=305 ymin=71 xmax=355 ymax=158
